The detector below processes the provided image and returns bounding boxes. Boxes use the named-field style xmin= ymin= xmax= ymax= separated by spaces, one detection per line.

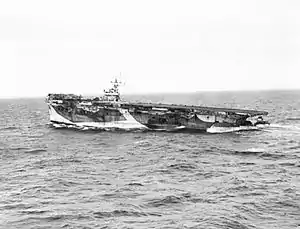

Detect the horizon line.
xmin=1 ymin=88 xmax=300 ymax=100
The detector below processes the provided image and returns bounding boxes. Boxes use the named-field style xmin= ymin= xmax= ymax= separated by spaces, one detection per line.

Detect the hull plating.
xmin=48 ymin=105 xmax=148 ymax=130
xmin=48 ymin=104 xmax=251 ymax=132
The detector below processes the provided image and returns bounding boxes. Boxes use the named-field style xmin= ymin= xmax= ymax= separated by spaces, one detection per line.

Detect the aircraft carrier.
xmin=46 ymin=78 xmax=269 ymax=132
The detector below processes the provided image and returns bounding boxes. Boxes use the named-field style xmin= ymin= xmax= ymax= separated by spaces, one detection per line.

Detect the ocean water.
xmin=0 ymin=91 xmax=300 ymax=229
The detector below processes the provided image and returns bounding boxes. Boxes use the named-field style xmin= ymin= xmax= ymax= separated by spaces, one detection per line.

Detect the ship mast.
xmin=103 ymin=77 xmax=122 ymax=102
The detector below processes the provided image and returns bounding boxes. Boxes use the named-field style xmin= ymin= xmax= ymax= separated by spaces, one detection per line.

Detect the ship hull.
xmin=47 ymin=104 xmax=216 ymax=131
xmin=48 ymin=104 xmax=148 ymax=130
xmin=47 ymin=101 xmax=265 ymax=132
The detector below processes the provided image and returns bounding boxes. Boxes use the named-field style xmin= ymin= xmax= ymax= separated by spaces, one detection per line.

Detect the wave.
xmin=3 ymin=203 xmax=34 ymax=210
xmin=9 ymin=147 xmax=29 ymax=151
xmin=26 ymin=134 xmax=45 ymax=139
xmin=234 ymin=148 xmax=265 ymax=156
xmin=279 ymin=162 xmax=297 ymax=167
xmin=268 ymin=123 xmax=300 ymax=131
xmin=286 ymin=117 xmax=300 ymax=121
xmin=127 ymin=182 xmax=144 ymax=186
xmin=12 ymin=214 xmax=82 ymax=225
xmin=288 ymin=145 xmax=300 ymax=150
xmin=0 ymin=126 xmax=19 ymax=131
xmin=19 ymin=210 xmax=49 ymax=215
xmin=215 ymin=218 xmax=253 ymax=229
xmin=146 ymin=195 xmax=184 ymax=208
xmin=238 ymin=162 xmax=256 ymax=166
xmin=149 ymin=126 xmax=186 ymax=132
xmin=244 ymin=148 xmax=266 ymax=153
xmin=207 ymin=125 xmax=261 ymax=134
xmin=24 ymin=149 xmax=47 ymax=154
xmin=259 ymin=152 xmax=286 ymax=159
xmin=234 ymin=148 xmax=286 ymax=159
xmin=145 ymin=192 xmax=196 ymax=207
xmin=93 ymin=210 xmax=161 ymax=218
xmin=168 ymin=163 xmax=197 ymax=171
xmin=145 ymin=193 xmax=220 ymax=208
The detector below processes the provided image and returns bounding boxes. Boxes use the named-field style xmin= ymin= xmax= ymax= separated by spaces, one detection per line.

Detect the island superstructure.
xmin=46 ymin=78 xmax=269 ymax=132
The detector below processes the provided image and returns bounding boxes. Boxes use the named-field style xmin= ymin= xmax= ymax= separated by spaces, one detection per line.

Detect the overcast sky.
xmin=0 ymin=0 xmax=299 ymax=98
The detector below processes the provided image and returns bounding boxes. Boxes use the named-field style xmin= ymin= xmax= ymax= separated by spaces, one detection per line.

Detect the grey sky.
xmin=0 ymin=0 xmax=299 ymax=97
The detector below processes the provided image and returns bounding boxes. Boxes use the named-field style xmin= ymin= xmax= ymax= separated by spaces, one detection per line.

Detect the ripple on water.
xmin=167 ymin=162 xmax=198 ymax=171
xmin=24 ymin=149 xmax=47 ymax=154
xmin=0 ymin=126 xmax=19 ymax=131
xmin=93 ymin=210 xmax=161 ymax=218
